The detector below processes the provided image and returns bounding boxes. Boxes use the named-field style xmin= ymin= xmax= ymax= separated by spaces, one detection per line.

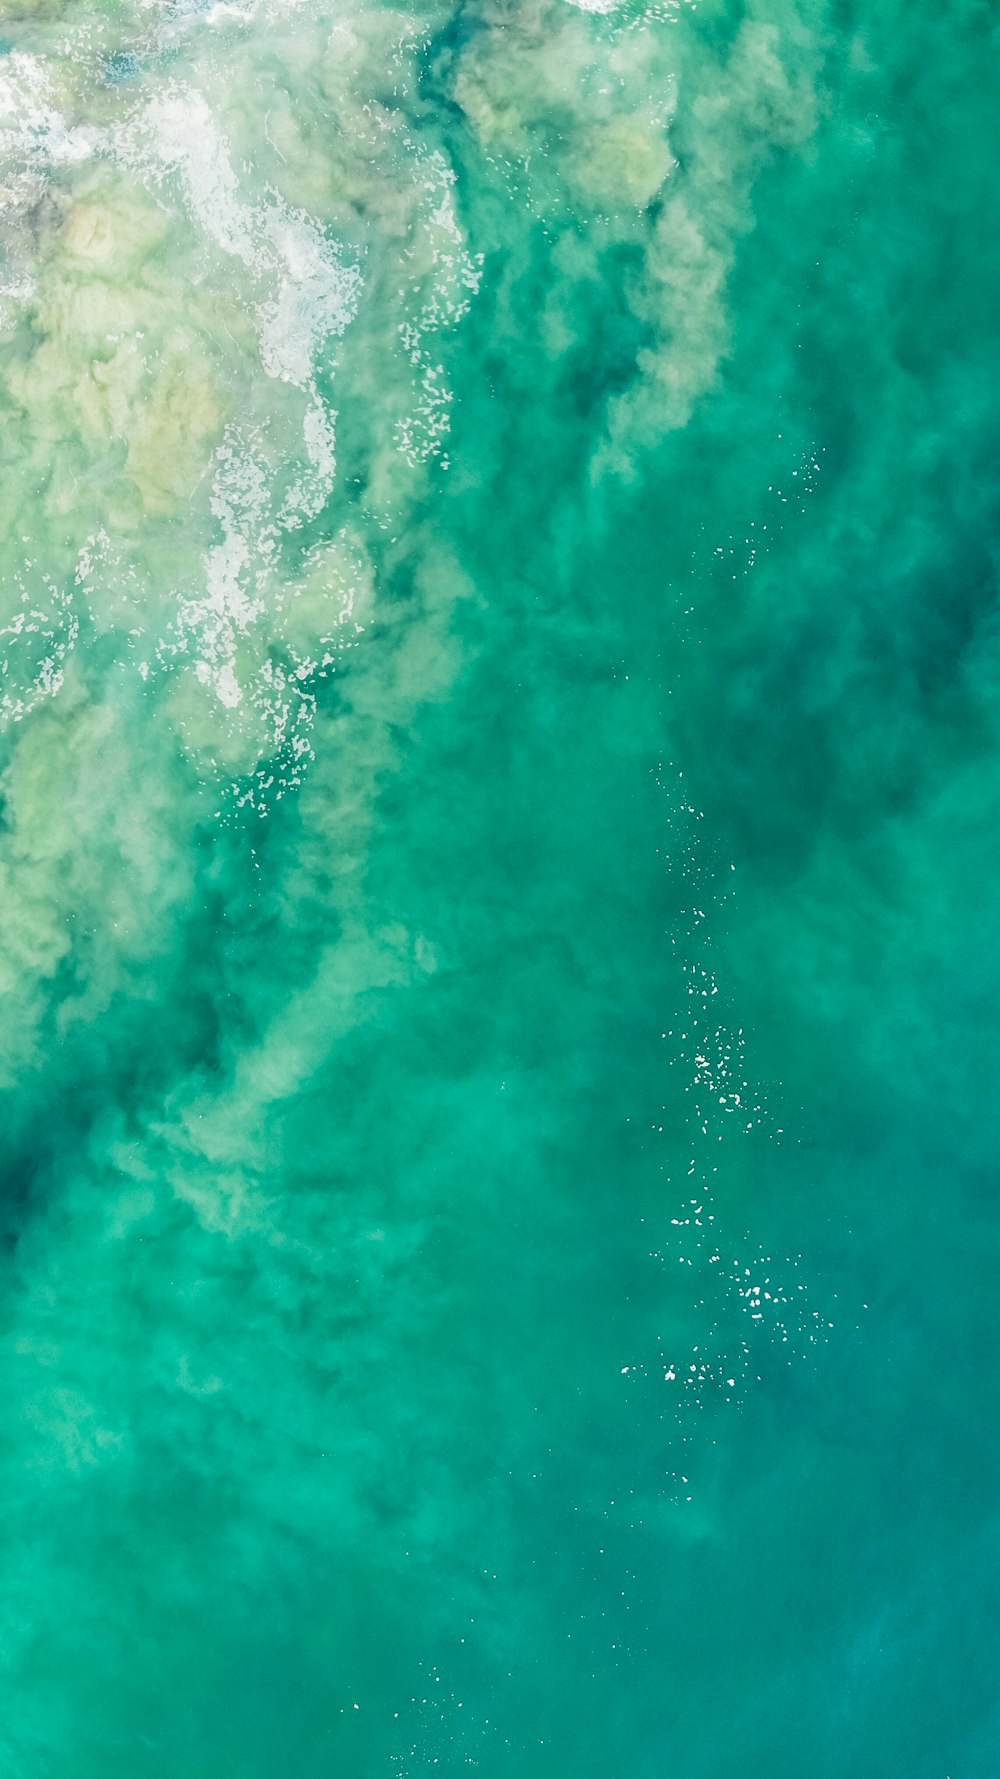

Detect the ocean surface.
xmin=0 ymin=0 xmax=997 ymax=1772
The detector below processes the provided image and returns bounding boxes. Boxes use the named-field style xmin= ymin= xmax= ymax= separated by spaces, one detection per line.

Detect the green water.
xmin=0 ymin=0 xmax=997 ymax=1771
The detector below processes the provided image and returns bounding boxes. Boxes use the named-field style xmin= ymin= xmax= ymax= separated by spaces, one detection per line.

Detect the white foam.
xmin=258 ymin=206 xmax=360 ymax=387
xmin=0 ymin=53 xmax=94 ymax=325
xmin=0 ymin=53 xmax=94 ymax=178
xmin=393 ymin=149 xmax=482 ymax=468
xmin=123 ymin=85 xmax=363 ymax=710
xmin=142 ymin=87 xmax=361 ymax=395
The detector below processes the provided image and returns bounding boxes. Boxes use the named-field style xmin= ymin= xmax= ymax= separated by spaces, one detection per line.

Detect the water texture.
xmin=0 ymin=0 xmax=997 ymax=1772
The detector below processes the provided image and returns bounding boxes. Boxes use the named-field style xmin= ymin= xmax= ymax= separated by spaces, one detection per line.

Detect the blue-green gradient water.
xmin=0 ymin=0 xmax=997 ymax=1771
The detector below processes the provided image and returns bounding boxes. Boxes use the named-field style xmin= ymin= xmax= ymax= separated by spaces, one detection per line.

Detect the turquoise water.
xmin=0 ymin=0 xmax=998 ymax=1771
